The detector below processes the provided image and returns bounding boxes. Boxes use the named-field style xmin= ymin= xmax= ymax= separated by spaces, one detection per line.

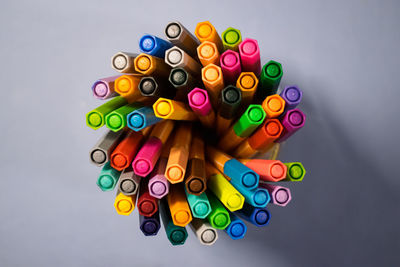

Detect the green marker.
xmin=86 ymin=96 xmax=127 ymax=130
xmin=160 ymin=199 xmax=188 ymax=246
xmin=222 ymin=27 xmax=242 ymax=51
xmin=256 ymin=60 xmax=283 ymax=101
xmin=233 ymin=104 xmax=266 ymax=137
xmin=96 ymin=162 xmax=121 ymax=191
xmin=105 ymin=102 xmax=142 ymax=132
xmin=185 ymin=189 xmax=211 ymax=219
xmin=206 ymin=192 xmax=231 ymax=230
xmin=284 ymin=162 xmax=306 ymax=182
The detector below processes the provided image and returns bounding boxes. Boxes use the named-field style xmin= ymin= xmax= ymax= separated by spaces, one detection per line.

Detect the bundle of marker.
xmin=86 ymin=21 xmax=306 ymax=246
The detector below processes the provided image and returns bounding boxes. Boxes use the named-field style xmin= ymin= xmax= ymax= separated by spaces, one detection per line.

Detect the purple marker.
xmin=238 ymin=38 xmax=261 ymax=77
xmin=132 ymin=137 xmax=163 ymax=177
xmin=139 ymin=211 xmax=161 ymax=236
xmin=276 ymin=108 xmax=306 ymax=143
xmin=280 ymin=85 xmax=303 ymax=110
xmin=91 ymin=75 xmax=120 ymax=100
xmin=260 ymin=183 xmax=292 ymax=207
xmin=220 ymin=50 xmax=241 ymax=85
xmin=148 ymin=158 xmax=169 ymax=199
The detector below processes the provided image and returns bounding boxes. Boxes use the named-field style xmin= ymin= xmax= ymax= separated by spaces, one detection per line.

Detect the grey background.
xmin=0 ymin=0 xmax=399 ymax=266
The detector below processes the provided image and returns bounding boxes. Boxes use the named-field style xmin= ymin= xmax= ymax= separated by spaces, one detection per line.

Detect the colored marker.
xmin=256 ymin=60 xmax=283 ymax=101
xmin=240 ymin=159 xmax=287 ymax=182
xmin=96 ymin=162 xmax=121 ymax=191
xmin=207 ymin=146 xmax=259 ymax=191
xmin=105 ymin=102 xmax=142 ymax=132
xmin=134 ymin=53 xmax=171 ymax=77
xmin=205 ymin=163 xmax=244 ymax=212
xmin=165 ymin=21 xmax=200 ymax=59
xmin=114 ymin=191 xmax=136 ymax=215
xmin=169 ymin=67 xmax=197 ymax=101
xmin=89 ymin=130 xmax=126 ymax=166
xmin=197 ymin=41 xmax=220 ymax=67
xmin=220 ymin=50 xmax=241 ymax=85
xmin=167 ymin=184 xmax=193 ymax=227
xmin=137 ymin=178 xmax=158 ymax=217
xmin=206 ymin=192 xmax=231 ymax=230
xmin=224 ymin=213 xmax=247 ymax=240
xmin=153 ymin=98 xmax=197 ymax=121
xmin=127 ymin=106 xmax=162 ymax=132
xmin=86 ymin=96 xmax=127 ymax=130
xmin=139 ymin=211 xmax=161 ymax=236
xmin=239 ymin=186 xmax=270 ymax=208
xmin=201 ymin=64 xmax=225 ymax=106
xmin=165 ymin=123 xmax=192 ymax=183
xmin=148 ymin=158 xmax=169 ymax=199
xmin=184 ymin=132 xmax=207 ymax=195
xmin=111 ymin=52 xmax=138 ymax=73
xmin=195 ymin=21 xmax=223 ymax=53
xmin=110 ymin=131 xmax=144 ymax=171
xmin=262 ymin=94 xmax=286 ymax=118
xmin=216 ymin=85 xmax=242 ymax=135
xmin=139 ymin=76 xmax=176 ymax=99
xmin=187 ymin=88 xmax=215 ymax=128
xmin=117 ymin=167 xmax=141 ymax=196
xmin=132 ymin=120 xmax=174 ymax=177
xmin=275 ymin=108 xmax=306 ymax=142
xmin=260 ymin=183 xmax=292 ymax=207
xmin=280 ymin=85 xmax=303 ymax=110
xmin=165 ymin=46 xmax=201 ymax=76
xmin=159 ymin=198 xmax=188 ymax=245
xmin=91 ymin=75 xmax=120 ymax=100
xmin=114 ymin=74 xmax=144 ymax=102
xmin=236 ymin=202 xmax=271 ymax=227
xmin=238 ymin=38 xmax=261 ymax=76
xmin=185 ymin=189 xmax=211 ymax=219
xmin=139 ymin=34 xmax=172 ymax=58
xmin=218 ymin=104 xmax=266 ymax=151
xmin=222 ymin=27 xmax=242 ymax=52
xmin=283 ymin=162 xmax=306 ymax=181
xmin=190 ymin=218 xmax=218 ymax=246
xmin=236 ymin=72 xmax=259 ymax=106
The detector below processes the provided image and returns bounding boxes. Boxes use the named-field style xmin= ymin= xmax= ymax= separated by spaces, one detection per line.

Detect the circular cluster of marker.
xmin=86 ymin=21 xmax=306 ymax=246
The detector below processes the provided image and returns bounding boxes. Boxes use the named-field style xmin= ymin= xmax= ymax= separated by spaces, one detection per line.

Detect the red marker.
xmin=137 ymin=178 xmax=158 ymax=217
xmin=239 ymin=159 xmax=287 ymax=182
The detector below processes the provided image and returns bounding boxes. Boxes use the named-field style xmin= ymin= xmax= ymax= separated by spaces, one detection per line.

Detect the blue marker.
xmin=139 ymin=211 xmax=161 ymax=236
xmin=224 ymin=213 xmax=247 ymax=240
xmin=223 ymin=159 xmax=259 ymax=190
xmin=237 ymin=187 xmax=270 ymax=208
xmin=236 ymin=202 xmax=271 ymax=227
xmin=127 ymin=106 xmax=162 ymax=132
xmin=139 ymin=34 xmax=172 ymax=58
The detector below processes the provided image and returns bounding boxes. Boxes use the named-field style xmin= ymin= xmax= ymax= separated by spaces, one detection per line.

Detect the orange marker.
xmin=167 ymin=184 xmax=193 ymax=227
xmin=236 ymin=72 xmax=259 ymax=106
xmin=134 ymin=53 xmax=171 ymax=77
xmin=165 ymin=123 xmax=192 ymax=183
xmin=262 ymin=94 xmax=286 ymax=118
xmin=239 ymin=159 xmax=287 ymax=182
xmin=110 ymin=131 xmax=144 ymax=171
xmin=197 ymin=41 xmax=220 ymax=66
xmin=153 ymin=98 xmax=197 ymax=121
xmin=201 ymin=64 xmax=225 ymax=106
xmin=114 ymin=74 xmax=143 ymax=102
xmin=195 ymin=21 xmax=223 ymax=53
xmin=206 ymin=146 xmax=231 ymax=173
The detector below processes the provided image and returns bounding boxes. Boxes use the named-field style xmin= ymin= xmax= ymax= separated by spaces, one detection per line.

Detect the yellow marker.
xmin=153 ymin=98 xmax=197 ymax=121
xmin=236 ymin=72 xmax=258 ymax=106
xmin=201 ymin=64 xmax=225 ymax=107
xmin=134 ymin=53 xmax=171 ymax=77
xmin=167 ymin=184 xmax=193 ymax=227
xmin=114 ymin=192 xmax=136 ymax=216
xmin=195 ymin=21 xmax=223 ymax=53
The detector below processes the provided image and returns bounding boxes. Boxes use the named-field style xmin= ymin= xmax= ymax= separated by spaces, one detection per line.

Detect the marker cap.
xmin=236 ymin=202 xmax=271 ymax=227
xmin=153 ymin=98 xmax=197 ymax=121
xmin=276 ymin=108 xmax=306 ymax=142
xmin=260 ymin=183 xmax=292 ymax=206
xmin=167 ymin=184 xmax=193 ymax=227
xmin=188 ymin=87 xmax=212 ymax=116
xmin=262 ymin=94 xmax=286 ymax=118
xmin=218 ymin=85 xmax=242 ymax=119
xmin=165 ymin=46 xmax=201 ymax=75
xmin=201 ymin=64 xmax=225 ymax=98
xmin=206 ymin=192 xmax=231 ymax=230
xmin=236 ymin=72 xmax=259 ymax=105
xmin=139 ymin=34 xmax=172 ymax=58
xmin=257 ymin=60 xmax=283 ymax=100
xmin=195 ymin=21 xmax=223 ymax=52
xmin=284 ymin=162 xmax=306 ymax=181
xmin=92 ymin=75 xmax=120 ymax=100
xmin=238 ymin=38 xmax=261 ymax=76
xmin=127 ymin=106 xmax=162 ymax=132
xmin=117 ymin=167 xmax=141 ymax=196
xmin=233 ymin=104 xmax=266 ymax=137
xmin=220 ymin=50 xmax=241 ymax=85
xmin=222 ymin=27 xmax=242 ymax=51
xmin=148 ymin=158 xmax=169 ymax=199
xmin=138 ymin=76 xmax=176 ymax=98
xmin=190 ymin=218 xmax=218 ymax=246
xmin=185 ymin=189 xmax=211 ymax=219
xmin=110 ymin=131 xmax=144 ymax=171
xmin=223 ymin=159 xmax=259 ymax=190
xmin=139 ymin=211 xmax=161 ymax=236
xmin=111 ymin=52 xmax=138 ymax=73
xmin=97 ymin=162 xmax=121 ymax=191
xmin=242 ymin=159 xmax=287 ymax=182
xmin=137 ymin=178 xmax=159 ymax=217
xmin=224 ymin=213 xmax=247 ymax=240
xmin=185 ymin=158 xmax=207 ymax=195
xmin=114 ymin=192 xmax=136 ymax=216
xmin=239 ymin=186 xmax=270 ymax=208
xmin=197 ymin=41 xmax=220 ymax=67
xmin=247 ymin=119 xmax=284 ymax=150
xmin=89 ymin=130 xmax=126 ymax=166
xmin=280 ymin=85 xmax=303 ymax=110
xmin=134 ymin=53 xmax=171 ymax=77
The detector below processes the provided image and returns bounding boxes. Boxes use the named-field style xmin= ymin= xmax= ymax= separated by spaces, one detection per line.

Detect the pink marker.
xmin=132 ymin=137 xmax=163 ymax=177
xmin=238 ymin=38 xmax=261 ymax=77
xmin=260 ymin=183 xmax=292 ymax=207
xmin=91 ymin=75 xmax=121 ymax=100
xmin=148 ymin=158 xmax=169 ymax=199
xmin=187 ymin=88 xmax=215 ymax=128
xmin=220 ymin=50 xmax=241 ymax=85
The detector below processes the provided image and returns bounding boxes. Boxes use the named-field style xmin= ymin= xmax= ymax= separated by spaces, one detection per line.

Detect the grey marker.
xmin=111 ymin=52 xmax=138 ymax=73
xmin=189 ymin=218 xmax=218 ymax=246
xmin=89 ymin=130 xmax=126 ymax=166
xmin=165 ymin=46 xmax=201 ymax=76
xmin=117 ymin=167 xmax=141 ymax=196
xmin=165 ymin=21 xmax=200 ymax=59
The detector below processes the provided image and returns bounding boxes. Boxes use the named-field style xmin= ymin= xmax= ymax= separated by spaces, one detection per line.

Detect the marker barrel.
xmin=216 ymin=85 xmax=242 ymax=135
xmin=256 ymin=60 xmax=283 ymax=101
xmin=127 ymin=106 xmax=162 ymax=132
xmin=206 ymin=192 xmax=231 ymax=230
xmin=223 ymin=158 xmax=260 ymax=191
xmin=197 ymin=41 xmax=220 ymax=66
xmin=160 ymin=199 xmax=188 ymax=245
xmin=242 ymin=159 xmax=287 ymax=182
xmin=114 ymin=74 xmax=144 ymax=102
xmin=185 ymin=158 xmax=207 ymax=195
xmin=165 ymin=21 xmax=199 ymax=58
xmin=137 ymin=178 xmax=159 ymax=217
xmin=167 ymin=184 xmax=193 ymax=227
xmin=195 ymin=21 xmax=223 ymax=53
xmin=190 ymin=218 xmax=218 ymax=246
xmin=224 ymin=213 xmax=247 ymax=240
xmin=89 ymin=130 xmax=126 ymax=166
xmin=276 ymin=108 xmax=306 ymax=142
xmin=236 ymin=72 xmax=259 ymax=106
xmin=185 ymin=189 xmax=211 ymax=219
xmin=206 ymin=146 xmax=231 ymax=172
xmin=139 ymin=76 xmax=176 ymax=99
xmin=280 ymin=85 xmax=303 ymax=110
xmin=86 ymin=96 xmax=127 ymax=130
xmin=139 ymin=211 xmax=161 ymax=236
xmin=260 ymin=183 xmax=292 ymax=207
xmin=236 ymin=202 xmax=271 ymax=227
xmin=92 ymin=75 xmax=120 ymax=100
xmin=283 ymin=162 xmax=306 ymax=181
xmin=153 ymin=98 xmax=197 ymax=121
xmin=148 ymin=158 xmax=169 ymax=199
xmin=169 ymin=67 xmax=197 ymax=101
xmin=114 ymin=191 xmax=136 ymax=215
xmin=201 ymin=64 xmax=225 ymax=106
xmin=220 ymin=50 xmax=241 ymax=85
xmin=238 ymin=186 xmax=270 ymax=208
xmin=111 ymin=52 xmax=138 ymax=73
xmin=239 ymin=38 xmax=261 ymax=76
xmin=149 ymin=120 xmax=175 ymax=144
xmin=134 ymin=53 xmax=171 ymax=77
xmin=247 ymin=119 xmax=284 ymax=151
xmin=139 ymin=34 xmax=172 ymax=58
xmin=97 ymin=162 xmax=121 ymax=191
xmin=262 ymin=94 xmax=286 ymax=118
xmin=165 ymin=46 xmax=201 ymax=76
xmin=132 ymin=137 xmax=163 ymax=177
xmin=188 ymin=88 xmax=215 ymax=128
xmin=105 ymin=103 xmax=142 ymax=132
xmin=222 ymin=27 xmax=242 ymax=52
xmin=110 ymin=131 xmax=144 ymax=171
xmin=117 ymin=167 xmax=141 ymax=196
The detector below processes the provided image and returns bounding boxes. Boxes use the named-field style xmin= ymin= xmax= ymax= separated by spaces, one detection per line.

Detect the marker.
xmin=89 ymin=130 xmax=126 ymax=166
xmin=187 ymin=88 xmax=215 ymax=128
xmin=224 ymin=213 xmax=247 ymax=240
xmin=167 ymin=184 xmax=193 ymax=227
xmin=97 ymin=162 xmax=121 ymax=191
xmin=114 ymin=74 xmax=144 ymax=102
xmin=197 ymin=41 xmax=220 ymax=66
xmin=91 ymin=75 xmax=120 ymax=100
xmin=169 ymin=67 xmax=197 ymax=101
xmin=114 ymin=191 xmax=136 ymax=215
xmin=139 ymin=34 xmax=172 ymax=58
xmin=201 ymin=64 xmax=225 ymax=106
xmin=216 ymin=85 xmax=242 ymax=135
xmin=220 ymin=50 xmax=241 ymax=85
xmin=165 ymin=123 xmax=192 ymax=183
xmin=239 ymin=186 xmax=270 ymax=208
xmin=190 ymin=218 xmax=218 ymax=246
xmin=238 ymin=38 xmax=261 ymax=76
xmin=218 ymin=104 xmax=266 ymax=151
xmin=111 ymin=52 xmax=138 ymax=73
xmin=148 ymin=158 xmax=169 ymax=199
xmin=86 ymin=96 xmax=127 ymax=130
xmin=137 ymin=178 xmax=158 ymax=217
xmin=159 ymin=198 xmax=188 ymax=245
xmin=134 ymin=53 xmax=171 ymax=77
xmin=138 ymin=76 xmax=176 ymax=99
xmin=275 ymin=108 xmax=306 ymax=142
xmin=256 ymin=60 xmax=283 ymax=101
xmin=105 ymin=103 xmax=142 ymax=132
xmin=165 ymin=21 xmax=200 ymax=59
xmin=233 ymin=119 xmax=283 ymax=158
xmin=127 ymin=106 xmax=162 ymax=132
xmin=153 ymin=98 xmax=197 ymax=121
xmin=260 ymin=183 xmax=292 ymax=207
xmin=236 ymin=202 xmax=271 ymax=227
xmin=221 ymin=27 xmax=242 ymax=52
xmin=139 ymin=211 xmax=161 ymax=236
xmin=206 ymin=146 xmax=259 ymax=191
xmin=195 ymin=21 xmax=223 ymax=53
xmin=236 ymin=72 xmax=259 ymax=106
xmin=206 ymin=192 xmax=231 ymax=229
xmin=132 ymin=120 xmax=174 ymax=177
xmin=184 ymin=132 xmax=207 ymax=195
xmin=165 ymin=46 xmax=201 ymax=76
xmin=283 ymin=162 xmax=306 ymax=181
xmin=240 ymin=159 xmax=287 ymax=182
xmin=185 ymin=189 xmax=211 ymax=219
xmin=262 ymin=94 xmax=285 ymax=118
xmin=110 ymin=131 xmax=144 ymax=171
xmin=205 ymin=163 xmax=244 ymax=212
xmin=117 ymin=167 xmax=141 ymax=196
xmin=280 ymin=85 xmax=303 ymax=110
